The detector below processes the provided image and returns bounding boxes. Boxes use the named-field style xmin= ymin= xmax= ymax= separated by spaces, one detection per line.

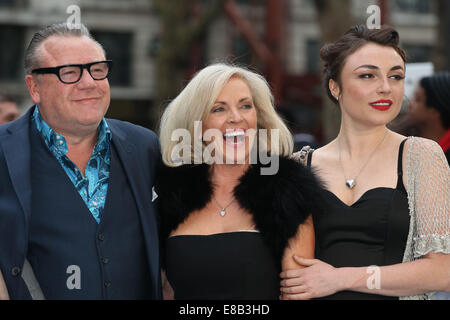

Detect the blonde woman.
xmin=156 ymin=63 xmax=323 ymax=299
xmin=281 ymin=25 xmax=450 ymax=300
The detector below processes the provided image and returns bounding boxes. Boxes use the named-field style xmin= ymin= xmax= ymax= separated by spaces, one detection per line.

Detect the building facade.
xmin=0 ymin=0 xmax=439 ymax=129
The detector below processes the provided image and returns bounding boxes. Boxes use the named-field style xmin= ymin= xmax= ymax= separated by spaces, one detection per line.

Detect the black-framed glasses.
xmin=31 ymin=60 xmax=113 ymax=84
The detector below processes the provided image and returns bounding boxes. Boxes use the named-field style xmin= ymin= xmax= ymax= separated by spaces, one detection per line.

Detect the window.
xmin=0 ymin=25 xmax=25 ymax=81
xmin=91 ymin=31 xmax=132 ymax=86
xmin=0 ymin=0 xmax=15 ymax=6
xmin=402 ymin=44 xmax=432 ymax=63
xmin=306 ymin=39 xmax=321 ymax=73
xmin=303 ymin=0 xmax=315 ymax=9
xmin=394 ymin=0 xmax=432 ymax=13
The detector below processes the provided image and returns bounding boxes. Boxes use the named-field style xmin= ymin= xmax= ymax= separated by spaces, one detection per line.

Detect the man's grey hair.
xmin=24 ymin=23 xmax=106 ymax=74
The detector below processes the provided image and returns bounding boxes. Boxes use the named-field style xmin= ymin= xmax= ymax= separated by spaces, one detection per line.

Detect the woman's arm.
xmin=161 ymin=270 xmax=174 ymax=300
xmin=0 ymin=269 xmax=9 ymax=300
xmin=280 ymin=215 xmax=315 ymax=299
xmin=280 ymin=252 xmax=450 ymax=299
xmin=281 ymin=215 xmax=315 ymax=270
xmin=339 ymin=252 xmax=450 ymax=296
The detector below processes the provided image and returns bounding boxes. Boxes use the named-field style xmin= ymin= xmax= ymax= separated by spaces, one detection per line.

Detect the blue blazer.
xmin=0 ymin=106 xmax=162 ymax=299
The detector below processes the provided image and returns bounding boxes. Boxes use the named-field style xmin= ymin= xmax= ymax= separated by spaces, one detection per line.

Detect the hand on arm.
xmin=280 ymin=215 xmax=321 ymax=300
xmin=280 ymin=251 xmax=450 ymax=299
xmin=0 ymin=269 xmax=9 ymax=300
xmin=339 ymin=252 xmax=450 ymax=296
xmin=161 ymin=270 xmax=174 ymax=300
xmin=280 ymin=256 xmax=345 ymax=300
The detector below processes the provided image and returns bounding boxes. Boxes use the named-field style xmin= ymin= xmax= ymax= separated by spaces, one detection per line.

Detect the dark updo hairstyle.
xmin=320 ymin=25 xmax=407 ymax=104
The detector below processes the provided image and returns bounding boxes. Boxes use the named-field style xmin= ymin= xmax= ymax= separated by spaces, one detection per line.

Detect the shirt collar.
xmin=32 ymin=105 xmax=112 ymax=157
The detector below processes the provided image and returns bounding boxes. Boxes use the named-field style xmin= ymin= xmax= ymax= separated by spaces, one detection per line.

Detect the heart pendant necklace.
xmin=345 ymin=179 xmax=356 ymax=189
xmin=338 ymin=131 xmax=388 ymax=190
xmin=213 ymin=195 xmax=235 ymax=217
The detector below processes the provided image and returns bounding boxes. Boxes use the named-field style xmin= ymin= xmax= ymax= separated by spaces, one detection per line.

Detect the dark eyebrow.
xmin=390 ymin=65 xmax=404 ymax=71
xmin=354 ymin=64 xmax=379 ymax=71
xmin=354 ymin=64 xmax=404 ymax=72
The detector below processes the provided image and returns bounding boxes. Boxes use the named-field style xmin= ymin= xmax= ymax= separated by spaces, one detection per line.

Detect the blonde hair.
xmin=159 ymin=63 xmax=293 ymax=166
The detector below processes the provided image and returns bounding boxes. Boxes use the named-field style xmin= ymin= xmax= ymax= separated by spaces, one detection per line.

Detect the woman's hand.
xmin=0 ymin=269 xmax=9 ymax=300
xmin=280 ymin=256 xmax=343 ymax=300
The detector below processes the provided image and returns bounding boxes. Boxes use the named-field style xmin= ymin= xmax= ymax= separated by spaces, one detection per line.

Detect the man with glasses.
xmin=0 ymin=23 xmax=161 ymax=299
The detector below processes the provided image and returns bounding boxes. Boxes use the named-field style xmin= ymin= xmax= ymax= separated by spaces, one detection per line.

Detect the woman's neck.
xmin=336 ymin=123 xmax=390 ymax=159
xmin=210 ymin=163 xmax=250 ymax=193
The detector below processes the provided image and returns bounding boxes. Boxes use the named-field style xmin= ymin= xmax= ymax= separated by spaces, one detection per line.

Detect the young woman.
xmin=157 ymin=63 xmax=322 ymax=299
xmin=282 ymin=25 xmax=449 ymax=300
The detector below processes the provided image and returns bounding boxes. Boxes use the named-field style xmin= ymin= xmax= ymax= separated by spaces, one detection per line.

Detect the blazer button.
xmin=11 ymin=266 xmax=21 ymax=276
xmin=102 ymin=257 xmax=109 ymax=264
xmin=98 ymin=233 xmax=105 ymax=241
xmin=104 ymin=281 xmax=111 ymax=288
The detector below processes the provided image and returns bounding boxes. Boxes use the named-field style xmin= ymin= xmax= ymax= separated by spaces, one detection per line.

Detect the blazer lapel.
xmin=107 ymin=121 xmax=160 ymax=298
xmin=1 ymin=107 xmax=34 ymax=229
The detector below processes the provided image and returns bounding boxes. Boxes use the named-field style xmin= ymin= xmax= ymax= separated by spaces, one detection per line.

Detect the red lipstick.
xmin=369 ymin=99 xmax=393 ymax=111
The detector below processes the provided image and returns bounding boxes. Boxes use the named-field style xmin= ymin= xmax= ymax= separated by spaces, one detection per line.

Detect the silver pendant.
xmin=346 ymin=179 xmax=356 ymax=189
xmin=220 ymin=209 xmax=226 ymax=217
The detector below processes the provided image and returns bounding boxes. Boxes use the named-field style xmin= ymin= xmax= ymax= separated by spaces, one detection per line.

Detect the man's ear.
xmin=25 ymin=74 xmax=41 ymax=104
xmin=329 ymin=79 xmax=340 ymax=101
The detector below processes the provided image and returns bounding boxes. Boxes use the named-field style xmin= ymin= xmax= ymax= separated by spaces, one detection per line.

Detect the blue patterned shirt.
xmin=32 ymin=106 xmax=112 ymax=223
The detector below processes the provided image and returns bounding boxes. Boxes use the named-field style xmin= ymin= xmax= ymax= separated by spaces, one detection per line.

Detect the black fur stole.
xmin=156 ymin=157 xmax=324 ymax=270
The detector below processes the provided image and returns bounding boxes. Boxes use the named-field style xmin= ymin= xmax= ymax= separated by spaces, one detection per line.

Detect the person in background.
xmin=408 ymin=72 xmax=450 ymax=164
xmin=276 ymin=103 xmax=319 ymax=152
xmin=0 ymin=92 xmax=20 ymax=125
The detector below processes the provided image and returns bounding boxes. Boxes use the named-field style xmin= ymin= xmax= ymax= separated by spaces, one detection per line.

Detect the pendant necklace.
xmin=338 ymin=131 xmax=388 ymax=190
xmin=213 ymin=195 xmax=235 ymax=217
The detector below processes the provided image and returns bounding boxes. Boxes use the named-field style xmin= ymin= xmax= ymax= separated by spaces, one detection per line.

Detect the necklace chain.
xmin=338 ymin=131 xmax=388 ymax=189
xmin=213 ymin=195 xmax=235 ymax=217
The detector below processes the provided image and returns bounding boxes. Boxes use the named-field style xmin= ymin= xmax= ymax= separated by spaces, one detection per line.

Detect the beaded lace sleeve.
xmin=404 ymin=137 xmax=450 ymax=259
xmin=290 ymin=146 xmax=314 ymax=167
xmin=401 ymin=137 xmax=450 ymax=300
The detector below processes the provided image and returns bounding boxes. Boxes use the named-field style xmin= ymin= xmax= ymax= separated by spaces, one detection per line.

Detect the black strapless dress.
xmin=165 ymin=231 xmax=280 ymax=300
xmin=308 ymin=139 xmax=410 ymax=300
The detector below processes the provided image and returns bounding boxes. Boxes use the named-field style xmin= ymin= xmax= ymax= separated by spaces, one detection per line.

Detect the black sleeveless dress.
xmin=165 ymin=231 xmax=280 ymax=300
xmin=308 ymin=139 xmax=410 ymax=300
